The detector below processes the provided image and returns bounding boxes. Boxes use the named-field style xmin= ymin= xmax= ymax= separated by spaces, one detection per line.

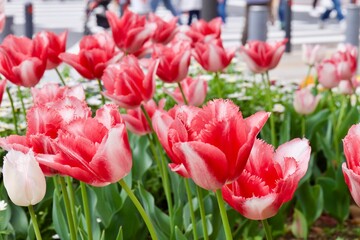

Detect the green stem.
xmin=328 ymin=91 xmax=340 ymax=162
xmin=263 ymin=72 xmax=277 ymax=146
xmin=97 ymin=79 xmax=106 ymax=105
xmin=118 ymin=179 xmax=158 ymax=240
xmin=184 ymin=179 xmax=199 ymax=240
xmin=141 ymin=104 xmax=174 ymax=234
xmin=17 ymin=86 xmax=27 ymax=120
xmin=28 ymin=205 xmax=42 ymax=240
xmin=261 ymin=219 xmax=273 ymax=240
xmin=55 ymin=67 xmax=66 ymax=85
xmin=196 ymin=186 xmax=209 ymax=240
xmin=215 ymin=190 xmax=233 ymax=240
xmin=6 ymin=87 xmax=18 ymax=134
xmin=301 ymin=115 xmax=306 ymax=137
xmin=305 ymin=65 xmax=313 ymax=79
xmin=80 ymin=182 xmax=93 ymax=240
xmin=59 ymin=177 xmax=77 ymax=240
xmin=66 ymin=177 xmax=77 ymax=228
xmin=214 ymin=72 xmax=222 ymax=98
xmin=334 ymin=95 xmax=347 ymax=162
xmin=177 ymin=82 xmax=188 ymax=105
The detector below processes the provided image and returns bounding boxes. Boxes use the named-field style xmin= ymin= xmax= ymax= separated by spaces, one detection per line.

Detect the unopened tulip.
xmin=240 ymin=39 xmax=287 ymax=74
xmin=106 ymin=10 xmax=153 ymax=54
xmin=343 ymin=124 xmax=360 ymax=207
xmin=293 ymin=87 xmax=320 ymax=115
xmin=152 ymin=42 xmax=191 ymax=83
xmin=302 ymin=44 xmax=326 ymax=66
xmin=37 ymin=104 xmax=132 ymax=186
xmin=164 ymin=77 xmax=207 ymax=106
xmin=59 ymin=32 xmax=120 ymax=80
xmin=152 ymin=99 xmax=269 ymax=190
xmin=102 ymin=55 xmax=158 ymax=109
xmin=222 ymin=138 xmax=311 ymax=220
xmin=0 ymin=34 xmax=48 ymax=87
xmin=317 ymin=59 xmax=340 ymax=89
xmin=3 ymin=150 xmax=46 ymax=206
xmin=193 ymin=39 xmax=235 ymax=72
xmin=122 ymin=99 xmax=166 ymax=135
xmin=38 ymin=31 xmax=68 ymax=69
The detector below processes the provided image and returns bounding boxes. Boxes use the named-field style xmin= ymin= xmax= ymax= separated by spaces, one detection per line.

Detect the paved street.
xmin=2 ymin=0 xmax=356 ymax=49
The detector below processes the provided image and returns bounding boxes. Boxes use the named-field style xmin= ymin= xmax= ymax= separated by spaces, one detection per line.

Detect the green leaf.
xmin=306 ymin=109 xmax=331 ymax=140
xmin=92 ymin=183 xmax=122 ymax=227
xmin=137 ymin=183 xmax=170 ymax=239
xmin=279 ymin=109 xmax=291 ymax=144
xmin=291 ymin=208 xmax=308 ymax=239
xmin=9 ymin=204 xmax=28 ymax=238
xmin=295 ymin=181 xmax=323 ymax=225
xmin=174 ymin=226 xmax=187 ymax=240
xmin=52 ymin=191 xmax=69 ymax=240
xmin=338 ymin=105 xmax=359 ymax=140
xmin=0 ymin=203 xmax=11 ymax=231
xmin=130 ymin=134 xmax=153 ymax=181
xmin=115 ymin=226 xmax=123 ymax=240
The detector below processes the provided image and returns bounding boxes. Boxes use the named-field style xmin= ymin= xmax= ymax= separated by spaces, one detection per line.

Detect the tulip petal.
xmin=172 ymin=141 xmax=228 ymax=190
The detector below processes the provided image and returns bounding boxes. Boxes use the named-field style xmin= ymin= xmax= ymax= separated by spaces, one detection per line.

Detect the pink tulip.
xmin=122 ymin=99 xmax=166 ymax=135
xmin=240 ymin=39 xmax=287 ymax=74
xmin=37 ymin=104 xmax=132 ymax=186
xmin=0 ymin=34 xmax=48 ymax=87
xmin=102 ymin=55 xmax=158 ymax=109
xmin=152 ymin=42 xmax=191 ymax=83
xmin=3 ymin=150 xmax=46 ymax=206
xmin=302 ymin=44 xmax=326 ymax=66
xmin=152 ymin=99 xmax=269 ymax=190
xmin=222 ymin=138 xmax=311 ymax=220
xmin=106 ymin=10 xmax=153 ymax=54
xmin=164 ymin=77 xmax=207 ymax=106
xmin=60 ymin=32 xmax=121 ymax=80
xmin=186 ymin=18 xmax=222 ymax=43
xmin=38 ymin=31 xmax=68 ymax=69
xmin=0 ymin=79 xmax=6 ymax=106
xmin=193 ymin=39 xmax=235 ymax=72
xmin=332 ymin=47 xmax=357 ymax=81
xmin=343 ymin=124 xmax=360 ymax=207
xmin=31 ymin=83 xmax=85 ymax=106
xmin=293 ymin=87 xmax=321 ymax=115
xmin=317 ymin=59 xmax=340 ymax=89
xmin=149 ymin=13 xmax=178 ymax=44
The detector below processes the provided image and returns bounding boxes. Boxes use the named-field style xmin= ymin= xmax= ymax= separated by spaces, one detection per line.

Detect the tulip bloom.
xmin=37 ymin=104 xmax=132 ymax=186
xmin=3 ymin=150 xmax=46 ymax=206
xmin=31 ymin=83 xmax=85 ymax=106
xmin=164 ymin=77 xmax=207 ymax=106
xmin=240 ymin=39 xmax=287 ymax=74
xmin=122 ymin=99 xmax=166 ymax=135
xmin=193 ymin=40 xmax=235 ymax=72
xmin=302 ymin=44 xmax=326 ymax=66
xmin=38 ymin=31 xmax=68 ymax=70
xmin=222 ymin=138 xmax=311 ymax=220
xmin=293 ymin=87 xmax=320 ymax=115
xmin=152 ymin=99 xmax=269 ymax=190
xmin=149 ymin=13 xmax=178 ymax=44
xmin=59 ymin=32 xmax=120 ymax=80
xmin=317 ymin=59 xmax=340 ymax=89
xmin=152 ymin=42 xmax=191 ymax=83
xmin=102 ymin=55 xmax=158 ymax=109
xmin=106 ymin=10 xmax=153 ymax=54
xmin=187 ymin=17 xmax=222 ymax=43
xmin=332 ymin=47 xmax=357 ymax=81
xmin=342 ymin=124 xmax=360 ymax=207
xmin=0 ymin=34 xmax=48 ymax=87
xmin=0 ymin=79 xmax=6 ymax=106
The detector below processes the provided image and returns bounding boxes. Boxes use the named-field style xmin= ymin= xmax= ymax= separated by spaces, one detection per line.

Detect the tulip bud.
xmin=293 ymin=87 xmax=320 ymax=115
xmin=3 ymin=150 xmax=46 ymax=206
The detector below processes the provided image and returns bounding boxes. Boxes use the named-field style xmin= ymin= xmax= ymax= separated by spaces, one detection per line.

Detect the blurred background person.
xmin=217 ymin=0 xmax=227 ymax=24
xmin=318 ymin=0 xmax=345 ymax=30
xmin=179 ymin=0 xmax=202 ymax=25
xmin=130 ymin=0 xmax=151 ymax=15
xmin=84 ymin=0 xmax=114 ymax=35
xmin=151 ymin=0 xmax=180 ymax=18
